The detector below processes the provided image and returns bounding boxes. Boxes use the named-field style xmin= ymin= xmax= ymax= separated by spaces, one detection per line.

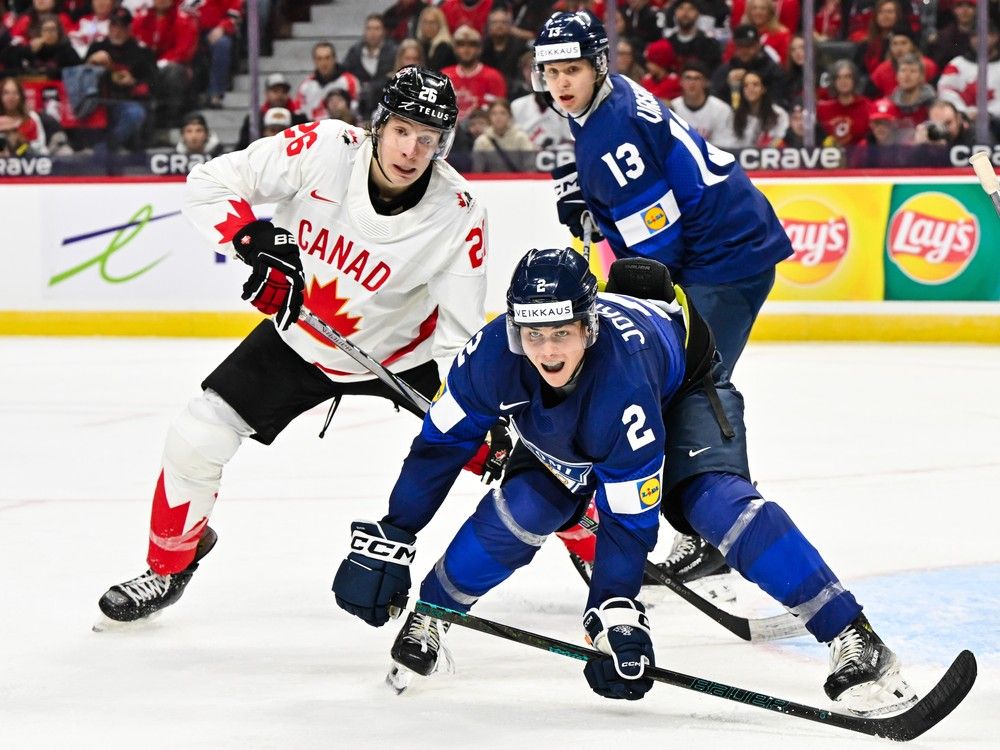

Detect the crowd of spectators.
xmin=2 ymin=0 xmax=999 ymax=170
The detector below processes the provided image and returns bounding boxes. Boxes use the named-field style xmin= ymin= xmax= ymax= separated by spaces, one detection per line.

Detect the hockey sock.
xmin=680 ymin=472 xmax=862 ymax=642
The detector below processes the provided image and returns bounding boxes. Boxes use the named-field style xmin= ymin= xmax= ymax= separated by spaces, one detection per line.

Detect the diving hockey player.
xmin=535 ymin=11 xmax=794 ymax=588
xmin=96 ymin=67 xmax=495 ymax=627
xmin=332 ymin=248 xmax=918 ymax=717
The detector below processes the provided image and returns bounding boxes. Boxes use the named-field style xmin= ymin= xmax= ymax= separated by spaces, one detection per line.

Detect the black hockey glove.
xmin=232 ymin=219 xmax=305 ymax=330
xmin=463 ymin=417 xmax=513 ymax=484
xmin=332 ymin=520 xmax=415 ymax=627
xmin=583 ymin=597 xmax=655 ymax=700
xmin=551 ymin=161 xmax=602 ymax=242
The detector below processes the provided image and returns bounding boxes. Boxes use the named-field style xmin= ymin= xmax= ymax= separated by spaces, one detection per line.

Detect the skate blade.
xmin=92 ymin=610 xmax=162 ymax=632
xmin=837 ymin=672 xmax=920 ymax=717
xmin=386 ymin=663 xmax=416 ymax=695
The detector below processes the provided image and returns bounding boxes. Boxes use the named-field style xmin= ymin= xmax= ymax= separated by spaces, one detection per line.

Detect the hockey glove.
xmin=332 ymin=520 xmax=415 ymax=627
xmin=463 ymin=417 xmax=513 ymax=484
xmin=232 ymin=219 xmax=305 ymax=330
xmin=583 ymin=597 xmax=655 ymax=700
xmin=552 ymin=161 xmax=602 ymax=242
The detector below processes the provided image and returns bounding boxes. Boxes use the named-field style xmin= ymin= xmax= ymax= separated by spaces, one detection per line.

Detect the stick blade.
xmin=874 ymin=649 xmax=977 ymax=742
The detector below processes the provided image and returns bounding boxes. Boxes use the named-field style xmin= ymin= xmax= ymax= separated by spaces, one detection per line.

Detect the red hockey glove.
xmin=232 ymin=220 xmax=305 ymax=330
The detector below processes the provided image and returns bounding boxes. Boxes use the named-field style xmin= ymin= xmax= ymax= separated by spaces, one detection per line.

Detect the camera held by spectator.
xmin=914 ymin=100 xmax=977 ymax=147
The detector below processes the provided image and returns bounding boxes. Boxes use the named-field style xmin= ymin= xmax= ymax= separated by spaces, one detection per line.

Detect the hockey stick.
xmin=641 ymin=560 xmax=809 ymax=642
xmin=299 ymin=306 xmax=805 ymax=642
xmin=298 ymin=307 xmax=432 ymax=413
xmin=969 ymin=150 xmax=1000 ymax=218
xmin=391 ymin=595 xmax=977 ymax=742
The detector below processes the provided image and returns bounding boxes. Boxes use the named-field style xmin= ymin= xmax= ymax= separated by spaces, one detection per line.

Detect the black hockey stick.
xmin=301 ymin=305 xmax=806 ymax=642
xmin=641 ymin=560 xmax=809 ymax=642
xmin=391 ymin=595 xmax=977 ymax=742
xmin=298 ymin=306 xmax=432 ymax=413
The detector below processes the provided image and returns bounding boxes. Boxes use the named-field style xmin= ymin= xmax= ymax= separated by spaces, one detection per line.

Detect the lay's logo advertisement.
xmin=762 ymin=183 xmax=888 ymax=301
xmin=887 ymin=193 xmax=979 ymax=285
xmin=778 ymin=199 xmax=850 ymax=285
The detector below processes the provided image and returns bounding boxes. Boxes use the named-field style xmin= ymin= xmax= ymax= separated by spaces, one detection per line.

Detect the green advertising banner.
xmin=884 ymin=184 xmax=1000 ymax=300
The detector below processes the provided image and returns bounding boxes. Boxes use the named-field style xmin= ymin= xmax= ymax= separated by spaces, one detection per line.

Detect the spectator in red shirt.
xmin=191 ymin=0 xmax=243 ymax=109
xmin=849 ymin=96 xmax=902 ymax=166
xmin=440 ymin=0 xmax=491 ymax=35
xmin=382 ymin=0 xmax=427 ymax=43
xmin=132 ymin=0 xmax=199 ymax=126
xmin=641 ymin=39 xmax=681 ymax=103
xmin=869 ymin=26 xmax=938 ymax=96
xmin=730 ymin=0 xmax=798 ymax=39
xmin=853 ymin=0 xmax=904 ymax=74
xmin=817 ymin=59 xmax=871 ymax=145
xmin=441 ymin=24 xmax=505 ymax=121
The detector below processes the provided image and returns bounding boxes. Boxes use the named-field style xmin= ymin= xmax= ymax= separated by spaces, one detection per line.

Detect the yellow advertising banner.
xmin=762 ymin=182 xmax=892 ymax=301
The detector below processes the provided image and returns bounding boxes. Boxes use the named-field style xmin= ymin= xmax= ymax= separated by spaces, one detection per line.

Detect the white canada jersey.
xmin=184 ymin=119 xmax=488 ymax=382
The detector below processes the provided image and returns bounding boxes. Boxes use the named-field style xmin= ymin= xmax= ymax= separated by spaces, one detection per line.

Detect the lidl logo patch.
xmin=638 ymin=477 xmax=660 ymax=507
xmin=644 ymin=205 xmax=667 ymax=233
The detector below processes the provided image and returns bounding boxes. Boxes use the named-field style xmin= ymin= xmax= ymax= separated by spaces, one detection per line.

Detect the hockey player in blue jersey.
xmin=332 ymin=248 xmax=917 ymax=716
xmin=535 ymin=11 xmax=794 ymax=586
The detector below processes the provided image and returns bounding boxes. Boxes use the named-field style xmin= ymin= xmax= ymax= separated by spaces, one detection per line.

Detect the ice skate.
xmin=386 ymin=611 xmax=454 ymax=693
xmin=646 ymin=532 xmax=736 ymax=605
xmin=94 ymin=526 xmax=218 ymax=631
xmin=824 ymin=613 xmax=919 ymax=717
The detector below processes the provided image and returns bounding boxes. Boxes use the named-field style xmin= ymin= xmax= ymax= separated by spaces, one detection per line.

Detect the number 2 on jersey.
xmin=622 ymin=404 xmax=654 ymax=450
xmin=601 ymin=143 xmax=645 ymax=187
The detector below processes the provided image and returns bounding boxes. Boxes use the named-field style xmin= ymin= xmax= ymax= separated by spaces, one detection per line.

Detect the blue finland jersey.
xmin=568 ymin=75 xmax=792 ymax=285
xmin=385 ymin=293 xmax=690 ymax=605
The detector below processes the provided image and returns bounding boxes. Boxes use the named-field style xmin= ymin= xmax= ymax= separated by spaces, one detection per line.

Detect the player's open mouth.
xmin=541 ymin=362 xmax=564 ymax=373
xmin=394 ymin=164 xmax=417 ymax=177
xmin=559 ymin=95 xmax=574 ymax=105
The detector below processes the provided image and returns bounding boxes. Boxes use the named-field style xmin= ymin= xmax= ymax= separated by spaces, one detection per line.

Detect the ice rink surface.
xmin=1 ymin=336 xmax=997 ymax=749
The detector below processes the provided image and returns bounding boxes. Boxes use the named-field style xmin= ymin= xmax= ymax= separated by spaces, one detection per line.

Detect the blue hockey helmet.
xmin=532 ymin=12 xmax=610 ymax=93
xmin=371 ymin=66 xmax=458 ymax=159
xmin=506 ymin=247 xmax=599 ymax=354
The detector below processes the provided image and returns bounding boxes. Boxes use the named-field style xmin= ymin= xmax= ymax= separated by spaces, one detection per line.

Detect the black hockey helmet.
xmin=506 ymin=247 xmax=599 ymax=354
xmin=532 ymin=12 xmax=610 ymax=94
xmin=371 ymin=66 xmax=458 ymax=159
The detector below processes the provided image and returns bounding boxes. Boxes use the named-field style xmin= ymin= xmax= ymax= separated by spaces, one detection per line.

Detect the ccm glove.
xmin=463 ymin=417 xmax=513 ymax=484
xmin=332 ymin=520 xmax=416 ymax=627
xmin=551 ymin=161 xmax=602 ymax=242
xmin=232 ymin=219 xmax=305 ymax=330
xmin=583 ymin=597 xmax=655 ymax=700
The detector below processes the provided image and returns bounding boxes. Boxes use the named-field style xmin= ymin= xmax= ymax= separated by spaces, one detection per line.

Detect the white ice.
xmin=1 ymin=337 xmax=997 ymax=750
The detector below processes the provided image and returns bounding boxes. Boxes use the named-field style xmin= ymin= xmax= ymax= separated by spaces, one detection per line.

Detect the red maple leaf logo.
xmin=299 ymin=276 xmax=362 ymax=346
xmin=213 ymin=199 xmax=257 ymax=245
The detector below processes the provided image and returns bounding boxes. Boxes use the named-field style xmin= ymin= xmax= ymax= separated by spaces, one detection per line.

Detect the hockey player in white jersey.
xmin=96 ymin=67 xmax=496 ymax=626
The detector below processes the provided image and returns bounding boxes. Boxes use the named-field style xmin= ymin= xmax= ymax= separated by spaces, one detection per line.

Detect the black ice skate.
xmin=386 ymin=611 xmax=453 ymax=694
xmin=650 ymin=532 xmax=731 ymax=582
xmin=824 ymin=613 xmax=919 ymax=717
xmin=645 ymin=532 xmax=736 ymax=604
xmin=95 ymin=526 xmax=218 ymax=628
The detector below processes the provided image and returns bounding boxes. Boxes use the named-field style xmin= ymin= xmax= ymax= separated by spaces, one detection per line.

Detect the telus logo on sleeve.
xmin=513 ymin=300 xmax=573 ymax=323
